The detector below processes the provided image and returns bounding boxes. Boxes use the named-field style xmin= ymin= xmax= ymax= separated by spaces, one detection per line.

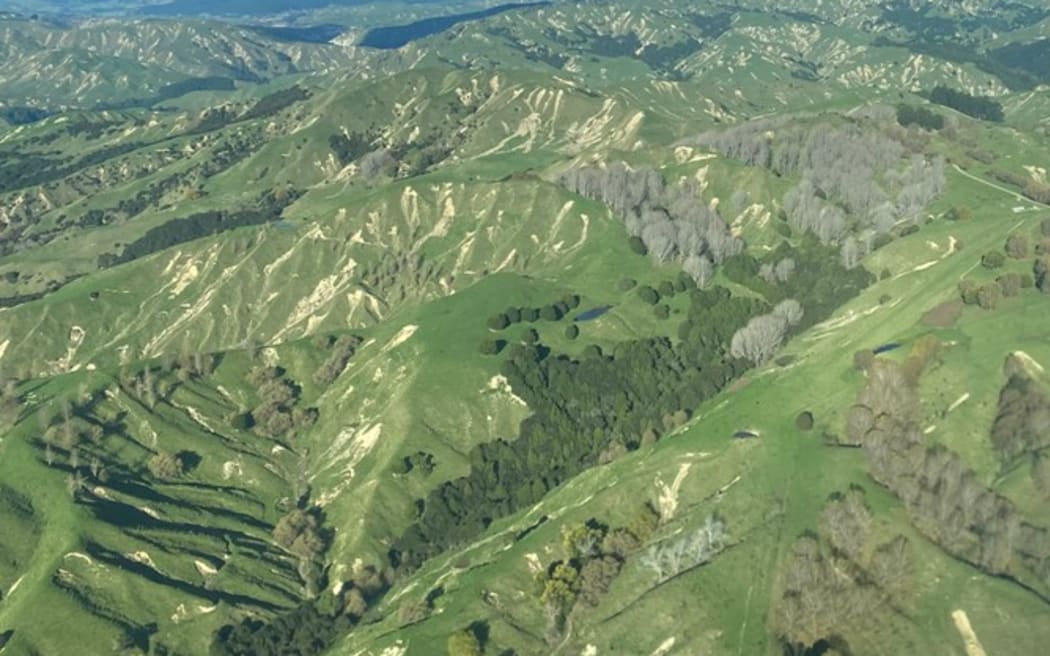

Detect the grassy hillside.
xmin=2 ymin=2 xmax=1050 ymax=655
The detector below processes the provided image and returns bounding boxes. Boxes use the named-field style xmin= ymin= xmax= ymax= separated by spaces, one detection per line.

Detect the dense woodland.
xmin=928 ymin=85 xmax=1005 ymax=122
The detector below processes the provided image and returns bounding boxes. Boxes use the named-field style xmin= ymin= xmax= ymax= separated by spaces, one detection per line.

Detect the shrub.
xmin=981 ymin=250 xmax=1006 ymax=269
xmin=505 ymin=307 xmax=522 ymax=324
xmin=618 ymin=278 xmax=637 ymax=291
xmin=1021 ymin=273 xmax=1035 ymax=288
xmin=1036 ymin=239 xmax=1050 ymax=256
xmin=654 ymin=304 xmax=671 ymax=320
xmin=1042 ymin=218 xmax=1050 ymax=237
xmin=880 ymin=268 xmax=892 ymax=281
xmin=522 ymin=307 xmax=540 ymax=322
xmin=945 ymin=206 xmax=972 ymax=222
xmin=878 ymin=293 xmax=892 ymax=305
xmin=521 ymin=328 xmax=540 ymax=344
xmin=658 ymin=280 xmax=676 ymax=297
xmin=796 ymin=411 xmax=815 ymax=431
xmin=637 ymin=285 xmax=660 ymax=305
xmin=564 ymin=324 xmax=580 ymax=340
xmin=562 ymin=294 xmax=581 ymax=309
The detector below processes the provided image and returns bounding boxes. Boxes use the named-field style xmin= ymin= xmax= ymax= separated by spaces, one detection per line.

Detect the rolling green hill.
xmin=2 ymin=1 xmax=1050 ymax=655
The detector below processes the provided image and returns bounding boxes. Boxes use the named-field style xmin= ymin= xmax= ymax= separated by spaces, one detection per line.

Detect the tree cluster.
xmin=246 ymin=366 xmax=317 ymax=439
xmin=534 ymin=506 xmax=659 ymax=643
xmin=929 ymin=85 xmax=1005 ymax=122
xmin=773 ymin=488 xmax=913 ymax=656
xmin=990 ymin=364 xmax=1050 ymax=474
xmin=560 ymin=162 xmax=742 ymax=285
xmin=639 ymin=514 xmax=727 ymax=583
xmin=695 ymin=118 xmax=945 ymax=255
xmin=313 ymin=335 xmax=363 ymax=386
xmin=895 ymin=104 xmax=945 ymax=131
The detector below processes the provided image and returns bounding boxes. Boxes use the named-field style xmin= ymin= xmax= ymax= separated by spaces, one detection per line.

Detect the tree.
xmin=840 ymin=236 xmax=861 ymax=270
xmin=521 ymin=328 xmax=539 ymax=344
xmin=486 ymin=313 xmax=510 ymax=331
xmin=981 ymin=250 xmax=1006 ymax=269
xmin=997 ymin=273 xmax=1022 ymax=297
xmin=977 ymin=282 xmax=1002 ymax=310
xmin=637 ymin=285 xmax=660 ymax=305
xmin=730 ymin=314 xmax=787 ymax=365
xmin=774 ymin=257 xmax=796 ymax=282
xmin=1042 ymin=218 xmax=1050 ymax=238
xmin=1036 ymin=258 xmax=1050 ymax=293
xmin=478 ymin=339 xmax=506 ymax=355
xmin=148 ymin=452 xmax=184 ymax=479
xmin=848 ymin=350 xmax=873 ymax=371
xmin=627 ymin=235 xmax=648 ymax=255
xmin=682 ymin=254 xmax=713 ymax=286
xmin=1006 ymin=233 xmax=1029 ymax=259
xmin=446 ymin=630 xmax=481 ymax=656
xmin=772 ymin=299 xmax=804 ymax=327
xmin=540 ymin=305 xmax=562 ymax=321
xmin=564 ymin=324 xmax=580 ymax=340
xmin=959 ymin=279 xmax=980 ymax=305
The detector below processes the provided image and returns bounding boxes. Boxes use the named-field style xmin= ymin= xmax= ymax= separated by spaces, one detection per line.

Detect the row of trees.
xmin=847 ymin=354 xmax=1050 ymax=598
xmin=560 ymin=162 xmax=742 ymax=285
xmin=487 ymin=294 xmax=582 ymax=330
xmin=991 ymin=360 xmax=1050 ymax=484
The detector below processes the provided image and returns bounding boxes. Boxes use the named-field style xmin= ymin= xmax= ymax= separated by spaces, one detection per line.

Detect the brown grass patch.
xmin=922 ymin=299 xmax=963 ymax=327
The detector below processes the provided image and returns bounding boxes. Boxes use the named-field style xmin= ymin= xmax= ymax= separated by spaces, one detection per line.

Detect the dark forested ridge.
xmin=359 ymin=2 xmax=550 ymax=49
